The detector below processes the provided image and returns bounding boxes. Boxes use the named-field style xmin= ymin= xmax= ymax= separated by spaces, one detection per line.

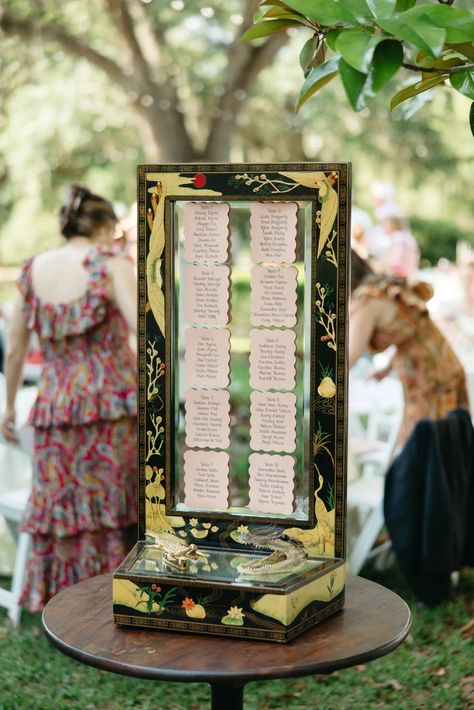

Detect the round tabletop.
xmin=42 ymin=572 xmax=411 ymax=684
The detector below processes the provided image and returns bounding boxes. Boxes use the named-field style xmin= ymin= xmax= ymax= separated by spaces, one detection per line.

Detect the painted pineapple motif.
xmin=317 ymin=363 xmax=336 ymax=398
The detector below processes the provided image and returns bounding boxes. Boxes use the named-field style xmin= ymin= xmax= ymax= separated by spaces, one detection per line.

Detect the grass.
xmin=0 ymin=564 xmax=472 ymax=709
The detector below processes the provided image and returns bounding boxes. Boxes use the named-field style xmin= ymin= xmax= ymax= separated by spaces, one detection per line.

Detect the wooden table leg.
xmin=210 ymin=681 xmax=245 ymax=710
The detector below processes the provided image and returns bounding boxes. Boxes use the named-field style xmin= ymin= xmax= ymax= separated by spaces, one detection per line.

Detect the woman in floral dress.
xmin=1 ymin=185 xmax=137 ymax=611
xmin=350 ymin=250 xmax=469 ymax=444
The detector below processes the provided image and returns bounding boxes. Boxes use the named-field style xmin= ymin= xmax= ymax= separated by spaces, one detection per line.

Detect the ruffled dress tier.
xmin=17 ymin=248 xmax=138 ymax=612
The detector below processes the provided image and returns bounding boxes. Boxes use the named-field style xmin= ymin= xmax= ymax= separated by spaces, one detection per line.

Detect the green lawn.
xmin=0 ymin=564 xmax=472 ymax=709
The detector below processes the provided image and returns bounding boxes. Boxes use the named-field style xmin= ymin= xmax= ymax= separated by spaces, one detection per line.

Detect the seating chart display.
xmin=113 ymin=163 xmax=350 ymax=643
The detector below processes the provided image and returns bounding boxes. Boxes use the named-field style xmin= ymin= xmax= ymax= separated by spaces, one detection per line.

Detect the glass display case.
xmin=113 ymin=163 xmax=350 ymax=642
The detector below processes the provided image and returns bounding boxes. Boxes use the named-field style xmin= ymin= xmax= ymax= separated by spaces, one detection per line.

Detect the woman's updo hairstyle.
xmin=59 ymin=184 xmax=116 ymax=239
xmin=350 ymin=248 xmax=375 ymax=294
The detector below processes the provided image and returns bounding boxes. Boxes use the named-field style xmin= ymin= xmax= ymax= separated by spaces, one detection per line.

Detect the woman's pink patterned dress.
xmin=17 ymin=247 xmax=137 ymax=612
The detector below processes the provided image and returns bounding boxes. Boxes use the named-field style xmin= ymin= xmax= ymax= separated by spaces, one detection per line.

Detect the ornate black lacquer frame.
xmin=137 ymin=163 xmax=350 ymax=557
xmin=113 ymin=163 xmax=350 ymax=643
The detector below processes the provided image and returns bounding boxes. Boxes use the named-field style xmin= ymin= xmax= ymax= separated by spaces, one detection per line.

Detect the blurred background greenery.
xmin=0 ymin=0 xmax=473 ymax=266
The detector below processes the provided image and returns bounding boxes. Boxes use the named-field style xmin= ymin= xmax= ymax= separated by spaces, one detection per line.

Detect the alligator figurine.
xmin=147 ymin=533 xmax=209 ymax=572
xmin=237 ymin=532 xmax=309 ymax=578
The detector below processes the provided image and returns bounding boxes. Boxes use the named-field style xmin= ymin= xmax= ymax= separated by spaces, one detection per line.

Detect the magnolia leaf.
xmin=261 ymin=5 xmax=312 ymax=24
xmin=281 ymin=0 xmax=356 ymax=26
xmin=450 ymin=70 xmax=474 ymax=101
xmin=470 ymin=102 xmax=474 ymax=138
xmin=336 ymin=30 xmax=387 ymax=73
xmin=326 ymin=28 xmax=343 ymax=52
xmin=258 ymin=0 xmax=290 ymax=7
xmin=395 ymin=0 xmax=416 ymax=10
xmin=241 ymin=18 xmax=300 ymax=41
xmin=300 ymin=35 xmax=319 ymax=74
xmin=403 ymin=6 xmax=474 ymax=46
xmin=296 ymin=56 xmax=340 ymax=110
xmin=397 ymin=89 xmax=435 ymax=119
xmin=371 ymin=40 xmax=404 ymax=92
xmin=339 ymin=58 xmax=372 ymax=110
xmin=378 ymin=16 xmax=446 ymax=58
xmin=390 ymin=74 xmax=448 ymax=110
xmin=339 ymin=0 xmax=373 ymax=22
xmin=338 ymin=39 xmax=402 ymax=110
xmin=365 ymin=0 xmax=396 ymax=20
xmin=417 ymin=51 xmax=460 ymax=70
xmin=447 ymin=42 xmax=474 ymax=63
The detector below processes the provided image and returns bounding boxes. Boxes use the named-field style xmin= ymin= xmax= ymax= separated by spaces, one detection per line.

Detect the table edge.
xmin=42 ymin=578 xmax=412 ymax=683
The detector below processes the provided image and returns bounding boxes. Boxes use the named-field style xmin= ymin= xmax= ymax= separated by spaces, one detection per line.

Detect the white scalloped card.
xmin=248 ymin=453 xmax=295 ymax=515
xmin=184 ymin=328 xmax=230 ymax=389
xmin=185 ymin=389 xmax=230 ymax=450
xmin=249 ymin=328 xmax=296 ymax=391
xmin=249 ymin=391 xmax=297 ymax=453
xmin=183 ymin=450 xmax=230 ymax=510
xmin=183 ymin=202 xmax=230 ymax=263
xmin=250 ymin=202 xmax=298 ymax=264
xmin=184 ymin=264 xmax=230 ymax=326
xmin=250 ymin=265 xmax=298 ymax=328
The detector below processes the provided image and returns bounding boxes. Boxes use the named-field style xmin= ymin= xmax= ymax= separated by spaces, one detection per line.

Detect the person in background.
xmin=0 ymin=184 xmax=138 ymax=611
xmin=349 ymin=250 xmax=469 ymax=444
xmin=373 ymin=211 xmax=420 ymax=280
xmin=367 ymin=182 xmax=420 ymax=280
xmin=350 ymin=206 xmax=372 ymax=260
xmin=115 ymin=202 xmax=138 ymax=274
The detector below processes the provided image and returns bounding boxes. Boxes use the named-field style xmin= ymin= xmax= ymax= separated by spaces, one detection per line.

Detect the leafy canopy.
xmin=242 ymin=0 xmax=474 ymax=134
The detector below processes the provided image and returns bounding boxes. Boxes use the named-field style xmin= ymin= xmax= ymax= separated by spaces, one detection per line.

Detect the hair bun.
xmin=60 ymin=184 xmax=90 ymax=234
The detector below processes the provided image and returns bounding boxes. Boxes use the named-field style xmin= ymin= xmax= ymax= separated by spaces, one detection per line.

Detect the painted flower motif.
xmin=221 ymin=605 xmax=245 ymax=626
xmin=182 ymin=597 xmax=195 ymax=610
xmin=178 ymin=530 xmax=187 ymax=538
xmin=202 ymin=522 xmax=211 ymax=529
xmin=227 ymin=606 xmax=245 ymax=620
xmin=237 ymin=525 xmax=249 ymax=535
xmin=189 ymin=518 xmax=199 ymax=527
xmin=151 ymin=584 xmax=161 ymax=592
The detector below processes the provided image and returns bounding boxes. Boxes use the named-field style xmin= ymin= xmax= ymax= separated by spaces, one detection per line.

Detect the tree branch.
xmin=103 ymin=0 xmax=151 ymax=86
xmin=127 ymin=0 xmax=162 ymax=68
xmin=0 ymin=12 xmax=132 ymax=92
xmin=104 ymin=0 xmax=196 ymax=156
xmin=403 ymin=61 xmax=474 ymax=74
xmin=204 ymin=15 xmax=288 ymax=159
xmin=0 ymin=7 xmax=196 ymax=159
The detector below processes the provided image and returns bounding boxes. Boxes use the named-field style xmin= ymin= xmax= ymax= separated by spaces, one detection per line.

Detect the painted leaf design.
xmin=146 ymin=255 xmax=165 ymax=336
xmin=317 ymin=181 xmax=338 ymax=258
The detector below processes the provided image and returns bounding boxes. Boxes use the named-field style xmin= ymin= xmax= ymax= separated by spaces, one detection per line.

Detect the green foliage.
xmin=409 ymin=215 xmax=471 ymax=264
xmin=244 ymin=0 xmax=474 ymax=127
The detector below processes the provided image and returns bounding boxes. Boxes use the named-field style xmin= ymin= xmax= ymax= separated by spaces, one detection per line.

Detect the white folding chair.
xmin=347 ymin=376 xmax=403 ymax=574
xmin=0 ymin=488 xmax=31 ymax=626
xmin=0 ymin=381 xmax=36 ymax=625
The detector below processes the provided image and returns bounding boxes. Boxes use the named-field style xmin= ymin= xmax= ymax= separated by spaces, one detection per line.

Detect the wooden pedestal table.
xmin=42 ymin=573 xmax=411 ymax=710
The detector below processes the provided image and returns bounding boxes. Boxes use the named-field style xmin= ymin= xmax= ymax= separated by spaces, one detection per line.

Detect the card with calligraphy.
xmin=250 ymin=265 xmax=298 ymax=328
xmin=183 ymin=202 xmax=230 ymax=263
xmin=250 ymin=202 xmax=298 ymax=264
